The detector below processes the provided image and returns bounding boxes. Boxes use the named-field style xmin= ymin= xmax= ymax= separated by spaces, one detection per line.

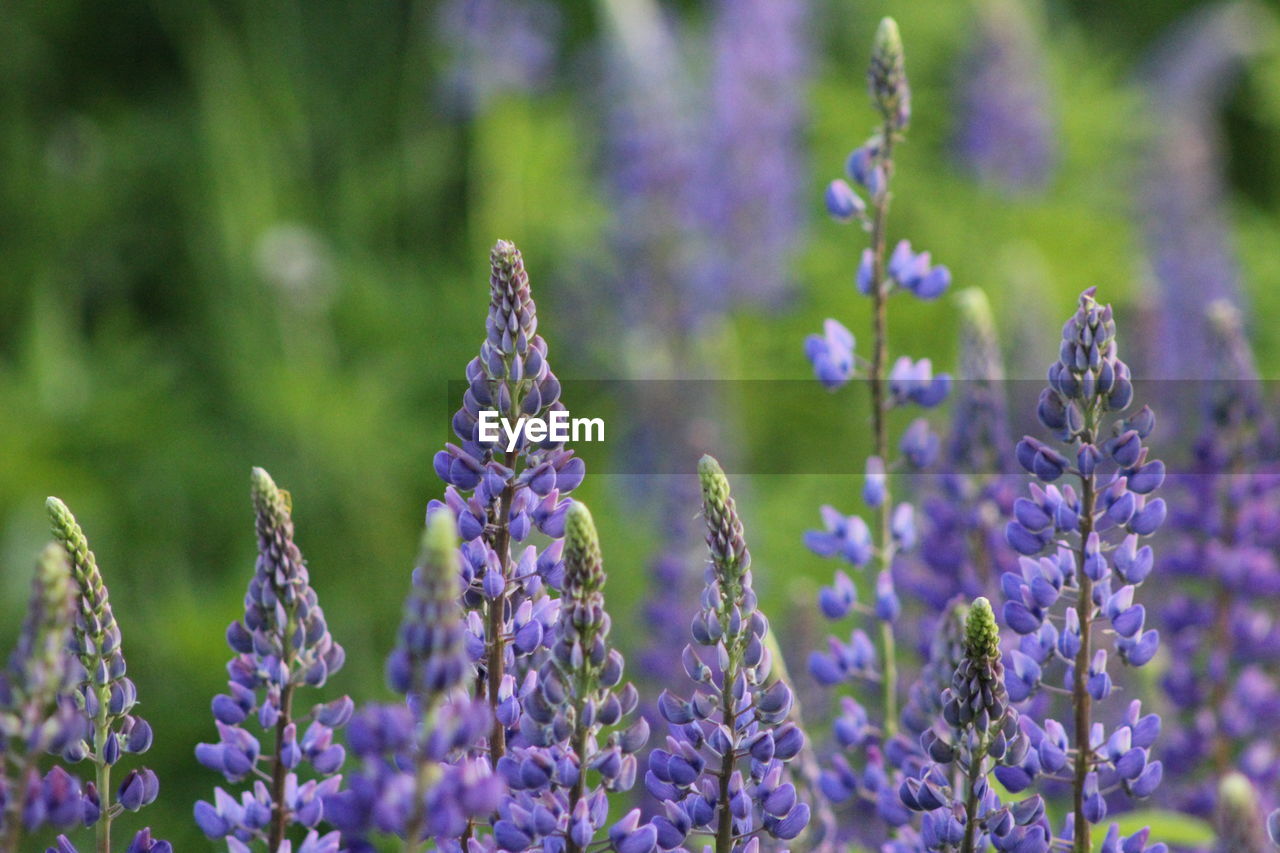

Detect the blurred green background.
xmin=3 ymin=0 xmax=1279 ymax=847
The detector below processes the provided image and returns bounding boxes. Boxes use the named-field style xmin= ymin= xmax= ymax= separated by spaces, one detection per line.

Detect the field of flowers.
xmin=3 ymin=1 xmax=1280 ymax=851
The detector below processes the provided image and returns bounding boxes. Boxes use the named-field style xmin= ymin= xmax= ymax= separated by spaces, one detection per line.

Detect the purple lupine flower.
xmin=194 ymin=469 xmax=348 ymax=850
xmin=997 ymin=288 xmax=1166 ymax=853
xmin=430 ymin=239 xmax=582 ymax=767
xmin=1137 ymin=2 xmax=1262 ymax=381
xmin=433 ymin=0 xmax=561 ymax=116
xmin=0 ymin=544 xmax=86 ymax=849
xmin=1159 ymin=301 xmax=1280 ymax=820
xmin=906 ymin=289 xmax=1017 ymax=614
xmin=952 ymin=0 xmax=1056 ymax=192
xmin=647 ymin=456 xmax=809 ymax=851
xmin=494 ymin=503 xmax=650 ymax=853
xmin=693 ymin=0 xmax=810 ymax=308
xmin=597 ymin=3 xmax=708 ymax=337
xmin=900 ymin=598 xmax=1046 ymax=853
xmin=324 ymin=510 xmax=501 ymax=849
xmin=803 ymin=18 xmax=953 ymax=846
xmin=46 ymin=498 xmax=163 ymax=852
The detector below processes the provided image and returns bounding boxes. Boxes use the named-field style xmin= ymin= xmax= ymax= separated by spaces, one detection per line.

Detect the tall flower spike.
xmin=646 ymin=455 xmax=809 ymax=853
xmin=492 ymin=502 xmax=650 ymax=853
xmin=908 ymin=288 xmax=1017 ymax=616
xmin=1158 ymin=299 xmax=1280 ymax=820
xmin=805 ymin=17 xmax=952 ymax=846
xmin=901 ymin=598 xmax=1045 ymax=853
xmin=869 ymin=17 xmax=910 ymax=131
xmin=0 ymin=544 xmax=85 ymax=852
xmin=432 ymin=239 xmax=584 ymax=766
xmin=324 ymin=509 xmax=501 ymax=849
xmin=193 ymin=469 xmax=346 ymax=852
xmin=998 ymin=289 xmax=1166 ymax=853
xmin=46 ymin=498 xmax=162 ymax=853
xmin=953 ymin=0 xmax=1056 ymax=192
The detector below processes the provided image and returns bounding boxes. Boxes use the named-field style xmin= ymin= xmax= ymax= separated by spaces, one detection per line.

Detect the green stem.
xmin=715 ymin=733 xmax=736 ymax=853
xmin=95 ymin=754 xmax=111 ymax=853
xmin=961 ymin=745 xmax=987 ymax=853
xmin=868 ymin=120 xmax=899 ymax=734
xmin=94 ymin=680 xmax=113 ymax=853
xmin=565 ymin=717 xmax=590 ymax=853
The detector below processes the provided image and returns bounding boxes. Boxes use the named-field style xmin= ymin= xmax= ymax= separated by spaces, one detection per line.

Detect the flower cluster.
xmin=432 ymin=239 xmax=582 ymax=767
xmin=46 ymin=498 xmax=164 ymax=853
xmin=997 ymin=289 xmax=1166 ymax=853
xmin=900 ymin=598 xmax=1046 ymax=853
xmin=1159 ymin=301 xmax=1280 ymax=818
xmin=7 ymin=16 xmax=1280 ymax=853
xmin=193 ymin=468 xmax=347 ymax=851
xmin=493 ymin=502 xmax=650 ymax=852
xmin=647 ymin=455 xmax=809 ymax=852
xmin=904 ymin=289 xmax=1017 ymax=616
xmin=0 ymin=543 xmax=82 ymax=850
xmin=952 ymin=0 xmax=1057 ymax=192
xmin=325 ymin=509 xmax=501 ymax=850
xmin=804 ymin=17 xmax=954 ymax=846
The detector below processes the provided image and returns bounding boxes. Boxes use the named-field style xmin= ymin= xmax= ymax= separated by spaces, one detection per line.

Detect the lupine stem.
xmin=715 ymin=540 xmax=745 ymax=853
xmin=869 ymin=118 xmax=899 ymax=734
xmin=95 ymin=755 xmax=111 ymax=853
xmin=1071 ymin=469 xmax=1096 ymax=853
xmin=268 ymin=678 xmax=296 ymax=848
xmin=960 ymin=741 xmax=986 ymax=853
xmin=715 ymin=668 xmax=738 ymax=853
xmin=484 ymin=452 xmax=518 ymax=764
xmin=566 ymin=717 xmax=590 ymax=853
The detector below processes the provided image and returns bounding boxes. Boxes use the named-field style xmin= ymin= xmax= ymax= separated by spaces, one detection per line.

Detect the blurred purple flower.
xmin=953 ymin=0 xmax=1057 ymax=192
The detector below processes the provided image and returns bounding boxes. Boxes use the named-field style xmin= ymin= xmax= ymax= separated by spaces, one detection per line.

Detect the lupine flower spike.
xmin=900 ymin=598 xmax=1046 ymax=853
xmin=193 ymin=469 xmax=346 ymax=852
xmin=1160 ymin=300 xmax=1280 ymax=818
xmin=493 ymin=502 xmax=651 ymax=852
xmin=805 ymin=17 xmax=951 ymax=844
xmin=908 ymin=288 xmax=1016 ymax=614
xmin=325 ymin=509 xmax=502 ymax=850
xmin=47 ymin=498 xmax=163 ymax=853
xmin=998 ymin=289 xmax=1166 ymax=853
xmin=431 ymin=239 xmax=583 ymax=765
xmin=0 ymin=544 xmax=82 ymax=852
xmin=647 ymin=455 xmax=809 ymax=853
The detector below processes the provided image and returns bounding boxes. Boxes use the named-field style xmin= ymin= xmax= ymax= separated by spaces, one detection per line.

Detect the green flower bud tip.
xmin=46 ymin=496 xmax=106 ymax=605
xmin=869 ymin=16 xmax=909 ymax=127
xmin=250 ymin=466 xmax=292 ymax=524
xmin=564 ymin=501 xmax=604 ymax=592
xmin=1218 ymin=771 xmax=1257 ymax=811
xmin=964 ymin=597 xmax=1001 ymax=661
xmin=420 ymin=509 xmax=460 ymax=581
xmin=873 ymin=17 xmax=903 ymax=64
xmin=698 ymin=454 xmax=731 ymax=511
xmin=19 ymin=543 xmax=74 ymax=700
xmin=46 ymin=496 xmax=87 ymax=562
xmin=34 ymin=542 xmax=73 ymax=628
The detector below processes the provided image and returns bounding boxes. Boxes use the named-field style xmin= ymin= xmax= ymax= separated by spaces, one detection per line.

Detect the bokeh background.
xmin=2 ymin=0 xmax=1279 ymax=847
